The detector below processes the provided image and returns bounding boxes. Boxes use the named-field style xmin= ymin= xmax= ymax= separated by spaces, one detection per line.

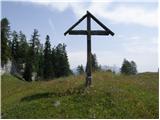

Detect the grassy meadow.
xmin=1 ymin=72 xmax=159 ymax=118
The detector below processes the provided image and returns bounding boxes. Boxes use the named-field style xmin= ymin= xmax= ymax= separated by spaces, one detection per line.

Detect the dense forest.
xmin=1 ymin=18 xmax=72 ymax=81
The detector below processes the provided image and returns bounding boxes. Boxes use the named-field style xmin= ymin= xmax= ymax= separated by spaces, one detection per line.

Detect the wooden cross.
xmin=64 ymin=11 xmax=114 ymax=87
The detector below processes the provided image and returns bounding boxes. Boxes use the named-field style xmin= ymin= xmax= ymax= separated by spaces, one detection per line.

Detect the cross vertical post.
xmin=86 ymin=12 xmax=92 ymax=87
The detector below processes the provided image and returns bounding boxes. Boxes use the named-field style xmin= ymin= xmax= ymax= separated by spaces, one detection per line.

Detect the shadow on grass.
xmin=21 ymin=84 xmax=86 ymax=102
xmin=21 ymin=92 xmax=53 ymax=101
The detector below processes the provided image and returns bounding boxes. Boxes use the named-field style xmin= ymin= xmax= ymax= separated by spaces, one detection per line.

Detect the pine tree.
xmin=11 ymin=31 xmax=22 ymax=74
xmin=23 ymin=29 xmax=41 ymax=81
xmin=55 ymin=43 xmax=71 ymax=77
xmin=121 ymin=59 xmax=131 ymax=75
xmin=11 ymin=31 xmax=19 ymax=61
xmin=131 ymin=61 xmax=137 ymax=75
xmin=91 ymin=53 xmax=99 ymax=72
xmin=86 ymin=53 xmax=99 ymax=72
xmin=121 ymin=59 xmax=137 ymax=75
xmin=30 ymin=29 xmax=40 ymax=52
xmin=37 ymin=44 xmax=44 ymax=79
xmin=43 ymin=35 xmax=53 ymax=79
xmin=18 ymin=31 xmax=28 ymax=63
xmin=1 ymin=18 xmax=11 ymax=66
xmin=62 ymin=44 xmax=71 ymax=76
xmin=29 ymin=29 xmax=40 ymax=74
xmin=23 ymin=46 xmax=33 ymax=81
xmin=23 ymin=60 xmax=32 ymax=82
xmin=51 ymin=47 xmax=56 ymax=77
xmin=77 ymin=64 xmax=84 ymax=74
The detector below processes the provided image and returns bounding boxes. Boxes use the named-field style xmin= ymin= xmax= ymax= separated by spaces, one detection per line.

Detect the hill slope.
xmin=1 ymin=72 xmax=159 ymax=118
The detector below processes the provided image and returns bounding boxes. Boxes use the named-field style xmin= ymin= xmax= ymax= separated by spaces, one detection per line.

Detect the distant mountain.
xmin=71 ymin=67 xmax=78 ymax=75
xmin=71 ymin=65 xmax=120 ymax=75
xmin=101 ymin=65 xmax=121 ymax=74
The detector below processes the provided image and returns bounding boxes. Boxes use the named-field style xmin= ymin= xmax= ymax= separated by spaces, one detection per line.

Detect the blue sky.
xmin=1 ymin=0 xmax=158 ymax=72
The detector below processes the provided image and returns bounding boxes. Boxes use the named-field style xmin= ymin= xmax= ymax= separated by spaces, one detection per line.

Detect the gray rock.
xmin=53 ymin=100 xmax=60 ymax=107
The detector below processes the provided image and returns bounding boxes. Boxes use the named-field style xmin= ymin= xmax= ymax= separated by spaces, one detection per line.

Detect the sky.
xmin=1 ymin=0 xmax=159 ymax=72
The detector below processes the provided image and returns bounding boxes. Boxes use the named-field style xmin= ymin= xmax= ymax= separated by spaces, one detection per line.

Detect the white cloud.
xmin=6 ymin=0 xmax=158 ymax=3
xmin=122 ymin=36 xmax=158 ymax=54
xmin=117 ymin=35 xmax=158 ymax=72
xmin=79 ymin=1 xmax=158 ymax=27
xmin=27 ymin=0 xmax=158 ymax=28
xmin=48 ymin=2 xmax=70 ymax=12
xmin=102 ymin=6 xmax=158 ymax=27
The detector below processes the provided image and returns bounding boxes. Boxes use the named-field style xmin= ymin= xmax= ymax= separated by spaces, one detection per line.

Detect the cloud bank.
xmin=26 ymin=0 xmax=158 ymax=28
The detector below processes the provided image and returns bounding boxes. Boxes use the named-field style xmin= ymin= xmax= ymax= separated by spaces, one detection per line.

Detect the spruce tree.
xmin=23 ymin=29 xmax=40 ymax=81
xmin=85 ymin=53 xmax=99 ymax=72
xmin=43 ymin=35 xmax=53 ymax=79
xmin=37 ymin=44 xmax=44 ymax=79
xmin=23 ymin=60 xmax=32 ymax=82
xmin=1 ymin=18 xmax=11 ymax=66
xmin=11 ymin=31 xmax=19 ymax=61
xmin=77 ymin=64 xmax=84 ymax=74
xmin=18 ymin=31 xmax=28 ymax=63
xmin=55 ymin=43 xmax=71 ymax=77
xmin=91 ymin=53 xmax=99 ymax=72
xmin=121 ymin=59 xmax=137 ymax=75
xmin=131 ymin=61 xmax=137 ymax=75
xmin=23 ymin=47 xmax=33 ymax=81
xmin=121 ymin=59 xmax=131 ymax=75
xmin=51 ymin=47 xmax=56 ymax=77
xmin=29 ymin=29 xmax=40 ymax=74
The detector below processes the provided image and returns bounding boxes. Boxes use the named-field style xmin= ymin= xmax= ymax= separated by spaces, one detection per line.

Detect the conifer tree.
xmin=37 ymin=44 xmax=44 ymax=79
xmin=131 ymin=61 xmax=137 ymax=75
xmin=18 ymin=31 xmax=28 ymax=63
xmin=23 ymin=60 xmax=32 ymax=82
xmin=51 ymin=47 xmax=56 ymax=77
xmin=85 ymin=53 xmax=99 ymax=72
xmin=29 ymin=29 xmax=40 ymax=73
xmin=23 ymin=29 xmax=41 ymax=81
xmin=54 ymin=43 xmax=71 ymax=77
xmin=1 ymin=18 xmax=11 ymax=66
xmin=23 ymin=47 xmax=33 ymax=81
xmin=121 ymin=59 xmax=137 ymax=75
xmin=11 ymin=31 xmax=19 ymax=61
xmin=77 ymin=64 xmax=84 ymax=74
xmin=43 ymin=35 xmax=53 ymax=79
xmin=91 ymin=53 xmax=99 ymax=72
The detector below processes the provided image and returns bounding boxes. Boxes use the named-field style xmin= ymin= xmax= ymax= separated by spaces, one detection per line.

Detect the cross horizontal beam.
xmin=68 ymin=30 xmax=110 ymax=35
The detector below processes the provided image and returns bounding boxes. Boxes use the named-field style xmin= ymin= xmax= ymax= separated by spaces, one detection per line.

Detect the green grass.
xmin=1 ymin=72 xmax=159 ymax=119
